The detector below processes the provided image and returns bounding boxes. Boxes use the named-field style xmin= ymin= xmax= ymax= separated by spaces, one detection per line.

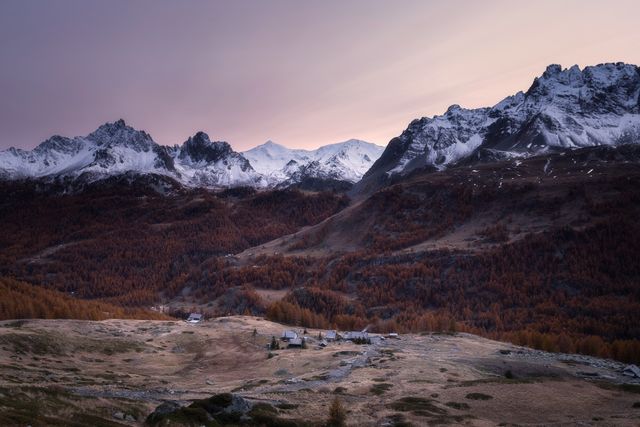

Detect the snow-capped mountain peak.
xmin=178 ymin=132 xmax=235 ymax=164
xmin=362 ymin=62 xmax=640 ymax=184
xmin=0 ymin=121 xmax=266 ymax=188
xmin=86 ymin=119 xmax=155 ymax=152
xmin=0 ymin=121 xmax=381 ymax=190
xmin=172 ymin=132 xmax=264 ymax=188
xmin=242 ymin=139 xmax=385 ymax=186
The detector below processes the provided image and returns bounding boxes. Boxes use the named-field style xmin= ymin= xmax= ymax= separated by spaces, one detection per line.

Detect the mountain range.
xmin=1 ymin=62 xmax=639 ymax=193
xmin=357 ymin=62 xmax=640 ymax=193
xmin=0 ymin=120 xmax=384 ymax=190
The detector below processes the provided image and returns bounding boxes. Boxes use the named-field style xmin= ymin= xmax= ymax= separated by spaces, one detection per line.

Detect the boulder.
xmin=145 ymin=393 xmax=297 ymax=426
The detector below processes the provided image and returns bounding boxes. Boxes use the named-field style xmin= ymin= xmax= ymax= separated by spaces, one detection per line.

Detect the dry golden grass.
xmin=1 ymin=316 xmax=639 ymax=426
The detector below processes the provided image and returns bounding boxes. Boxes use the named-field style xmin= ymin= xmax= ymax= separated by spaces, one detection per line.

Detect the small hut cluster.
xmin=277 ymin=327 xmax=400 ymax=349
xmin=280 ymin=330 xmax=305 ymax=348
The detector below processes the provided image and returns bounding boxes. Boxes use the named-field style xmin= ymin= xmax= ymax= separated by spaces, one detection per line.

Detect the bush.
xmin=327 ymin=397 xmax=346 ymax=427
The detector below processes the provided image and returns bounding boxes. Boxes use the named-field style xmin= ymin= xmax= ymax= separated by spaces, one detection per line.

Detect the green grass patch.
xmin=0 ymin=333 xmax=65 ymax=356
xmin=1 ymin=320 xmax=27 ymax=328
xmin=446 ymin=377 xmax=535 ymax=388
xmin=445 ymin=401 xmax=470 ymax=410
xmin=276 ymin=402 xmax=299 ymax=410
xmin=332 ymin=351 xmax=360 ymax=357
xmin=465 ymin=392 xmax=493 ymax=401
xmin=307 ymin=373 xmax=330 ymax=381
xmin=386 ymin=413 xmax=413 ymax=427
xmin=596 ymin=382 xmax=640 ymax=395
xmin=620 ymin=384 xmax=640 ymax=394
xmin=407 ymin=379 xmax=434 ymax=384
xmin=0 ymin=386 xmax=140 ymax=427
xmin=370 ymin=383 xmax=393 ymax=395
xmin=388 ymin=397 xmax=447 ymax=416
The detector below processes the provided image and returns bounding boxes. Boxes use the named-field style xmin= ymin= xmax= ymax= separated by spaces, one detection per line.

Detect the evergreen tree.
xmin=270 ymin=336 xmax=279 ymax=350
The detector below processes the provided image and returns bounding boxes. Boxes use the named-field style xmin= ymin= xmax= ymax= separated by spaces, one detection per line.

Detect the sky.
xmin=1 ymin=1 xmax=639 ymax=151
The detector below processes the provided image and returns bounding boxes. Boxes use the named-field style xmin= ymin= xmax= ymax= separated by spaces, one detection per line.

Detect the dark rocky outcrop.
xmin=145 ymin=393 xmax=305 ymax=426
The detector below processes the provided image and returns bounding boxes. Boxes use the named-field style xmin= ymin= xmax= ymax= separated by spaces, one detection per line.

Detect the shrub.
xmin=327 ymin=397 xmax=346 ymax=427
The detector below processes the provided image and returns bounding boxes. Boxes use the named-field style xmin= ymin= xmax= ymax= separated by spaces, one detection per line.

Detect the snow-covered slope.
xmin=243 ymin=139 xmax=384 ymax=186
xmin=363 ymin=62 xmax=640 ymax=183
xmin=0 ymin=120 xmax=266 ymax=188
xmin=0 ymin=121 xmax=381 ymax=190
xmin=0 ymin=120 xmax=168 ymax=180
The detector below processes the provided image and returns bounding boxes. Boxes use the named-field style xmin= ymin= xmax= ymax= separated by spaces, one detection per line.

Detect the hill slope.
xmin=1 ymin=316 xmax=638 ymax=426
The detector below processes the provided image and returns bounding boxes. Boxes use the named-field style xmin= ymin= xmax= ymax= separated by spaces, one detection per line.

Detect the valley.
xmin=2 ymin=0 xmax=640 ymax=421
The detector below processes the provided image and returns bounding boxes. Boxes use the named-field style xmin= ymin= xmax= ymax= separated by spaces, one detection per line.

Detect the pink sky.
xmin=1 ymin=0 xmax=639 ymax=150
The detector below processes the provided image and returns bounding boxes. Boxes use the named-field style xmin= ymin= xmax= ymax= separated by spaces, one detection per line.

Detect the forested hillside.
xmin=181 ymin=146 xmax=640 ymax=363
xmin=0 ymin=179 xmax=347 ymax=306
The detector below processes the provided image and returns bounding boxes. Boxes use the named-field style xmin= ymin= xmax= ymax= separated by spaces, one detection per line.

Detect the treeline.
xmin=0 ymin=277 xmax=168 ymax=321
xmin=495 ymin=330 xmax=640 ymax=364
xmin=263 ymin=298 xmax=459 ymax=334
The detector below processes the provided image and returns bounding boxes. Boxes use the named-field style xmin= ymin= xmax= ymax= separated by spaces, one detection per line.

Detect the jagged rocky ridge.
xmin=0 ymin=120 xmax=382 ymax=189
xmin=0 ymin=120 xmax=265 ymax=188
xmin=360 ymin=62 xmax=640 ymax=191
